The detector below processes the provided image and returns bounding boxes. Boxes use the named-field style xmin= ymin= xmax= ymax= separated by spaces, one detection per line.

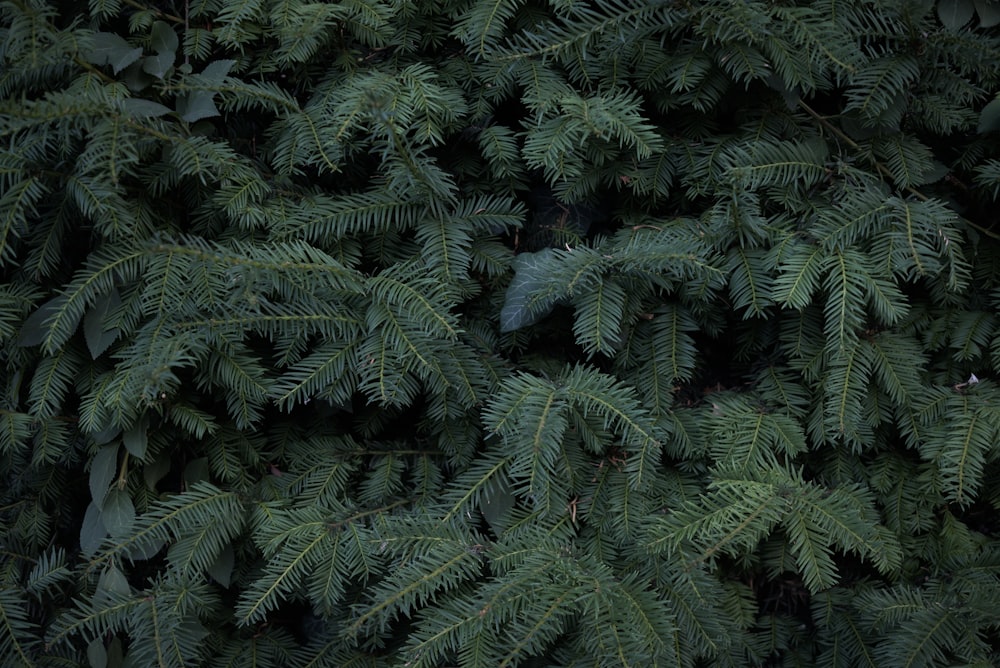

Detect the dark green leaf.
xmin=83 ymin=289 xmax=121 ymax=359
xmin=102 ymin=489 xmax=136 ymax=538
xmin=143 ymin=453 xmax=171 ymax=490
xmin=200 ymin=59 xmax=235 ymax=84
xmin=90 ymin=444 xmax=119 ymax=510
xmin=122 ymin=60 xmax=154 ymax=92
xmin=120 ymin=98 xmax=172 ymax=119
xmin=17 ymin=299 xmax=59 ymax=347
xmin=176 ymin=91 xmax=220 ymax=123
xmin=922 ymin=160 xmax=950 ymax=184
xmin=123 ymin=535 xmax=166 ymax=561
xmin=938 ymin=0 xmax=975 ymax=28
xmin=207 ymin=544 xmax=235 ymax=587
xmin=149 ymin=21 xmax=178 ymax=54
xmin=978 ymin=97 xmax=1000 ymax=134
xmin=87 ymin=638 xmax=108 ymax=668
xmin=122 ymin=417 xmax=148 ymax=459
xmin=184 ymin=457 xmax=211 ymax=484
xmin=80 ymin=502 xmax=108 ymax=558
xmin=107 ymin=639 xmax=124 ymax=668
xmin=141 ymin=52 xmax=174 ymax=79
xmin=92 ymin=424 xmax=122 ymax=446
xmin=95 ymin=565 xmax=130 ymax=604
xmin=85 ymin=32 xmax=143 ymax=74
xmin=975 ymin=0 xmax=1000 ymax=25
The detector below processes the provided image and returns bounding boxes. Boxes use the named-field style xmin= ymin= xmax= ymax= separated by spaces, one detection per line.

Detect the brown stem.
xmin=73 ymin=56 xmax=116 ymax=84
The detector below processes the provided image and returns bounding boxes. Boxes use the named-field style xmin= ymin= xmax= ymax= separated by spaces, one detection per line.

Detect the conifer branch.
xmin=4 ymin=1 xmax=1000 ymax=664
xmin=798 ymin=99 xmax=1000 ymax=241
xmin=121 ymin=0 xmax=184 ymax=23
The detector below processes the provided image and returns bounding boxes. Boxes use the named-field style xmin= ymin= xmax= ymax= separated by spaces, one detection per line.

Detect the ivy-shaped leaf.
xmin=85 ymin=32 xmax=143 ymax=74
xmin=177 ymin=91 xmax=220 ymax=123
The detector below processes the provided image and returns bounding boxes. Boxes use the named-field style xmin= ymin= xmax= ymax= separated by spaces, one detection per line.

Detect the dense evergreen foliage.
xmin=4 ymin=0 xmax=1000 ymax=665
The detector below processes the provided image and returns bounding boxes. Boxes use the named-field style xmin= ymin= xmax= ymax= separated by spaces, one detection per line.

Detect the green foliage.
xmin=3 ymin=0 xmax=1000 ymax=666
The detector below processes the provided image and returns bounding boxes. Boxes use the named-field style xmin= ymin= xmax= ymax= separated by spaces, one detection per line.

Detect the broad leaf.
xmin=938 ymin=0 xmax=975 ymax=29
xmin=978 ymin=97 xmax=1000 ymax=134
xmin=975 ymin=0 xmax=1000 ymax=26
xmin=102 ymin=489 xmax=136 ymax=538
xmin=90 ymin=444 xmax=119 ymax=510
xmin=149 ymin=21 xmax=178 ymax=54
xmin=122 ymin=418 xmax=148 ymax=459
xmin=176 ymin=91 xmax=220 ymax=123
xmin=80 ymin=502 xmax=108 ymax=558
xmin=83 ymin=289 xmax=121 ymax=359
xmin=85 ymin=32 xmax=143 ymax=73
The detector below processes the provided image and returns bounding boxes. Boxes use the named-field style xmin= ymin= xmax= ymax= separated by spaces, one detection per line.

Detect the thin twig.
xmin=73 ymin=56 xmax=116 ymax=84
